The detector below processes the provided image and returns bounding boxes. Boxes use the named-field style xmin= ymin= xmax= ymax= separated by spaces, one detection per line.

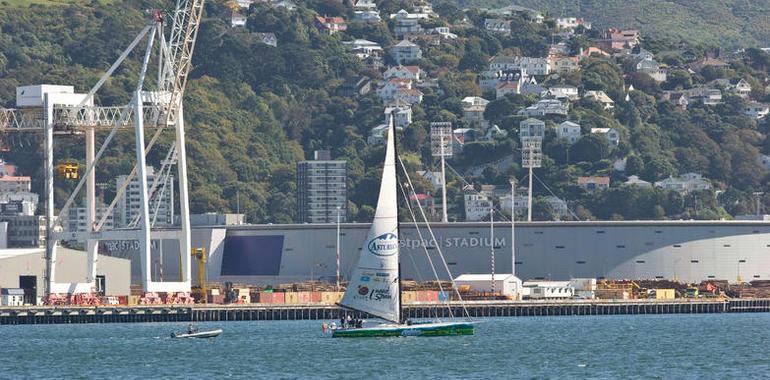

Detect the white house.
xmin=384 ymin=65 xmax=422 ymax=82
xmin=733 ymin=78 xmax=752 ymax=98
xmin=342 ymin=39 xmax=383 ymax=59
xmin=584 ymin=90 xmax=614 ymax=109
xmin=624 ymin=175 xmax=652 ymax=188
xmin=392 ymin=87 xmax=423 ymax=105
xmin=545 ymin=85 xmax=579 ymax=100
xmin=489 ymin=56 xmax=551 ymax=76
xmin=557 ymin=121 xmax=581 ymax=144
xmin=654 ymin=173 xmax=711 ymax=194
xmin=462 ymin=96 xmax=490 ymax=127
xmin=376 ymin=78 xmax=412 ymax=101
xmin=744 ymin=102 xmax=769 ymax=119
xmin=416 ymin=170 xmax=444 ymax=190
xmin=368 ymin=123 xmax=405 ymax=145
xmin=591 ymin=127 xmax=620 ymax=148
xmin=390 ymin=10 xmax=426 ymax=37
xmin=354 ymin=0 xmax=378 ymax=10
xmin=519 ymin=99 xmax=568 ymax=117
xmin=384 ymin=105 xmax=413 ymax=128
xmin=556 ymin=17 xmax=591 ymax=30
xmin=463 ymin=185 xmax=492 ymax=221
xmin=484 ymin=18 xmax=511 ymax=33
xmin=495 ymin=81 xmax=520 ymax=98
xmin=353 ymin=10 xmax=381 ymax=23
xmin=519 ymin=118 xmax=546 ymax=140
xmin=390 ymin=40 xmax=422 ymax=64
xmin=0 ymin=288 xmax=24 ymax=306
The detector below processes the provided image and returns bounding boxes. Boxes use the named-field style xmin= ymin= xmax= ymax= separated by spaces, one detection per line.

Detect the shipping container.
xmin=438 ymin=291 xmax=449 ymax=302
xmin=272 ymin=292 xmax=285 ymax=304
xmin=296 ymin=291 xmax=311 ymax=304
xmin=208 ymin=294 xmax=225 ymax=304
xmin=128 ymin=295 xmax=140 ymax=306
xmin=321 ymin=292 xmax=343 ymax=304
xmin=416 ymin=290 xmax=438 ymax=302
xmin=654 ymin=289 xmax=676 ymax=300
xmin=401 ymin=291 xmax=417 ymax=304
xmin=285 ymin=292 xmax=300 ymax=304
xmin=310 ymin=292 xmax=322 ymax=303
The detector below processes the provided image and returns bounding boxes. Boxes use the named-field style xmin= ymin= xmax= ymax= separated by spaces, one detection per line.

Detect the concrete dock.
xmin=2 ymin=299 xmax=770 ymax=325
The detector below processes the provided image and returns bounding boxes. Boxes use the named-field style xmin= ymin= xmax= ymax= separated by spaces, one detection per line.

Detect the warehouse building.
xmin=0 ymin=248 xmax=130 ymax=305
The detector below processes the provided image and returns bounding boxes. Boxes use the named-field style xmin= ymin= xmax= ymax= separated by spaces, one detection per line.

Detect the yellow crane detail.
xmin=191 ymin=248 xmax=207 ymax=303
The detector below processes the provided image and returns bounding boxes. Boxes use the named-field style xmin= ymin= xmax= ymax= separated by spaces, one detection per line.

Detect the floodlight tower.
xmin=430 ymin=122 xmax=453 ymax=223
xmin=521 ymin=137 xmax=542 ymax=222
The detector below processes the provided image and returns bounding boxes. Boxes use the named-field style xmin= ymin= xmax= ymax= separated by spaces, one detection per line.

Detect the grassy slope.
xmin=474 ymin=0 xmax=770 ymax=48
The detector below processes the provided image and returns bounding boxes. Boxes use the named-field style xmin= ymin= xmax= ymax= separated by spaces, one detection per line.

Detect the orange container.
xmin=297 ymin=291 xmax=312 ymax=304
xmin=416 ymin=290 xmax=438 ymax=302
xmin=272 ymin=292 xmax=286 ymax=304
xmin=310 ymin=292 xmax=322 ymax=303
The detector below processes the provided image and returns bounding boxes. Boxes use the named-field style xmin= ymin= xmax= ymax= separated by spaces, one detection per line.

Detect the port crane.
xmin=0 ymin=0 xmax=205 ymax=301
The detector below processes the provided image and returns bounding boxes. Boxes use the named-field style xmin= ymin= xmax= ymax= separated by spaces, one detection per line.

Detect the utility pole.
xmin=754 ymin=192 xmax=764 ymax=216
xmin=490 ymin=204 xmax=495 ymax=297
xmin=336 ymin=205 xmax=341 ymax=291
xmin=510 ymin=179 xmax=516 ymax=277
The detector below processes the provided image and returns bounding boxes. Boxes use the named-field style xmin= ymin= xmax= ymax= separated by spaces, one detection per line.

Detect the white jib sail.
xmin=340 ymin=116 xmax=400 ymax=324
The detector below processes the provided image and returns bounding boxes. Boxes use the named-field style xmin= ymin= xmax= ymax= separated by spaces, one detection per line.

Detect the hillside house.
xmin=353 ymin=10 xmax=381 ymax=23
xmin=654 ymin=173 xmax=711 ymax=194
xmin=519 ymin=118 xmax=546 ymax=140
xmin=556 ymin=17 xmax=591 ymax=31
xmin=384 ymin=105 xmax=412 ymax=128
xmin=591 ymin=127 xmax=620 ymax=148
xmin=391 ymin=10 xmax=425 ymax=37
xmin=315 ymin=16 xmax=347 ymax=35
xmin=461 ymin=96 xmax=490 ymax=128
xmin=253 ymin=32 xmax=278 ymax=47
xmin=744 ymin=102 xmax=769 ymax=119
xmin=342 ymin=39 xmax=382 ymax=59
xmin=416 ymin=170 xmax=443 ymax=190
xmin=336 ymin=76 xmax=371 ymax=97
xmin=624 ymin=175 xmax=652 ymax=188
xmin=484 ymin=18 xmax=511 ymax=33
xmin=353 ymin=0 xmax=377 ymax=10
xmin=584 ymin=90 xmax=614 ymax=109
xmin=577 ymin=176 xmax=610 ymax=191
xmin=495 ymin=81 xmax=520 ymax=98
xmin=594 ymin=28 xmax=640 ymax=51
xmin=368 ymin=123 xmax=405 ymax=145
xmin=384 ymin=65 xmax=422 ymax=82
xmin=548 ymin=56 xmax=580 ymax=74
xmin=489 ymin=56 xmax=551 ymax=76
xmin=519 ymin=99 xmax=568 ymax=117
xmin=545 ymin=85 xmax=579 ymax=100
xmin=390 ymin=40 xmax=422 ymax=64
xmin=557 ymin=121 xmax=581 ymax=144
xmin=733 ymin=79 xmax=752 ymax=98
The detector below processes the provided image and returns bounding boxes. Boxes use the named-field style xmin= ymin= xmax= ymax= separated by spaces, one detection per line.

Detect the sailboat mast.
xmin=390 ymin=113 xmax=404 ymax=325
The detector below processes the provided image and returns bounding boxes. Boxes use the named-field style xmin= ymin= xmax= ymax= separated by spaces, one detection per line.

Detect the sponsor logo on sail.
xmin=367 ymin=233 xmax=399 ymax=256
xmin=360 ymin=276 xmax=370 ymax=282
xmin=358 ymin=286 xmax=369 ymax=296
xmin=375 ymin=272 xmax=389 ymax=277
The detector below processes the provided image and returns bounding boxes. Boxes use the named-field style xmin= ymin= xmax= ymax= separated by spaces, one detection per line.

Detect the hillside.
xmin=491 ymin=0 xmax=770 ymax=48
xmin=2 ymin=0 xmax=770 ymax=224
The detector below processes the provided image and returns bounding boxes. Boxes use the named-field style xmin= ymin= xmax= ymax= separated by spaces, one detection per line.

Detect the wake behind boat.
xmin=328 ymin=114 xmax=475 ymax=338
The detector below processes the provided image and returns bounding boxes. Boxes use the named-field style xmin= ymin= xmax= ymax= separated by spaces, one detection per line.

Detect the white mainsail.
xmin=339 ymin=116 xmax=401 ymax=324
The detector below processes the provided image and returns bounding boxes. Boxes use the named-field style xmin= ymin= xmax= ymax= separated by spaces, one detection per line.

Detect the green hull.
xmin=332 ymin=322 xmax=474 ymax=338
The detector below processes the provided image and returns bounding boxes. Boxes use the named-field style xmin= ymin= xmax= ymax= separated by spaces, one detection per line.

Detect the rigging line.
xmin=397 ymin=179 xmax=451 ymax=319
xmin=398 ymin=156 xmax=471 ymax=320
xmin=531 ymin=171 xmax=580 ymax=221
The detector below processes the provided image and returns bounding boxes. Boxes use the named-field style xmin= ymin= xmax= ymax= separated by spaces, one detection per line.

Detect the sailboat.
xmin=330 ymin=116 xmax=474 ymax=338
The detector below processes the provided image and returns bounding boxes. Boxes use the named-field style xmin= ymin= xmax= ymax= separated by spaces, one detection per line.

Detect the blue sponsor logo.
xmin=367 ymin=232 xmax=399 ymax=256
xmin=375 ymin=272 xmax=389 ymax=277
xmin=360 ymin=276 xmax=370 ymax=282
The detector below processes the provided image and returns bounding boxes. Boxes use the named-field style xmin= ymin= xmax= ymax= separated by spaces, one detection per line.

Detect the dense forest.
xmin=1 ymin=0 xmax=770 ymax=223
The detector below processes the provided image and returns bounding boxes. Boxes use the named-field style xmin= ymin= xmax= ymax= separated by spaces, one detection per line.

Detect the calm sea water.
xmin=2 ymin=313 xmax=769 ymax=379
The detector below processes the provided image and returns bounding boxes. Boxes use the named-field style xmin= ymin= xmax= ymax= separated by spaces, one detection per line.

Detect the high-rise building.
xmin=115 ymin=166 xmax=174 ymax=228
xmin=297 ymin=150 xmax=347 ymax=223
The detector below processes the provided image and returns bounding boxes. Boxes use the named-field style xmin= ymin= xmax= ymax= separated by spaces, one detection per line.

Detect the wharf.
xmin=1 ymin=299 xmax=769 ymax=325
